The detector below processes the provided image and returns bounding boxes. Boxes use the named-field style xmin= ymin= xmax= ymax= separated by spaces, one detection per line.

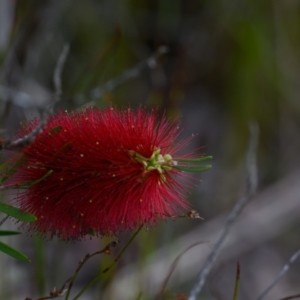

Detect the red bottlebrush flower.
xmin=6 ymin=107 xmax=210 ymax=240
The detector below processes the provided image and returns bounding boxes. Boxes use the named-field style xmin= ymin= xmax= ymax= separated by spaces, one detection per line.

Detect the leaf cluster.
xmin=0 ymin=161 xmax=37 ymax=262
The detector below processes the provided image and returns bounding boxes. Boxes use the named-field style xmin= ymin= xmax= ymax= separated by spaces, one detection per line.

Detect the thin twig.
xmin=156 ymin=242 xmax=204 ymax=299
xmin=77 ymin=46 xmax=169 ymax=106
xmin=64 ymin=240 xmax=119 ymax=300
xmin=53 ymin=44 xmax=70 ymax=104
xmin=256 ymin=248 xmax=300 ymax=300
xmin=0 ymin=183 xmax=20 ymax=191
xmin=102 ymin=225 xmax=143 ymax=274
xmin=3 ymin=108 xmax=48 ymax=151
xmin=2 ymin=44 xmax=69 ymax=151
xmin=0 ymin=169 xmax=53 ymax=191
xmin=188 ymin=123 xmax=259 ymax=300
xmin=0 ymin=215 xmax=9 ymax=227
xmin=171 ymin=210 xmax=204 ymax=220
xmin=73 ymin=225 xmax=143 ymax=300
xmin=25 ymin=241 xmax=118 ymax=300
xmin=24 ymin=279 xmax=71 ymax=300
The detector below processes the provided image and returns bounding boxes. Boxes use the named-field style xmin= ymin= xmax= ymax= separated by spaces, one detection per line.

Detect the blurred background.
xmin=1 ymin=0 xmax=300 ymax=299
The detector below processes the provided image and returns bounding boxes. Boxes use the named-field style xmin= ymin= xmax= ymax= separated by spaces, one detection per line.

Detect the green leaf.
xmin=232 ymin=262 xmax=241 ymax=300
xmin=20 ymin=169 xmax=53 ymax=188
xmin=174 ymin=165 xmax=212 ymax=172
xmin=175 ymin=156 xmax=213 ymax=163
xmin=0 ymin=230 xmax=21 ymax=236
xmin=0 ymin=240 xmax=30 ymax=261
xmin=0 ymin=202 xmax=37 ymax=222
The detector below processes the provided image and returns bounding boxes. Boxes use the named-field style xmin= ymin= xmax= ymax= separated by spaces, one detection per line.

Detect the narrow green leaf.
xmin=0 ymin=202 xmax=37 ymax=222
xmin=0 ymin=230 xmax=21 ymax=236
xmin=232 ymin=262 xmax=241 ymax=300
xmin=20 ymin=169 xmax=53 ymax=188
xmin=174 ymin=165 xmax=212 ymax=172
xmin=0 ymin=240 xmax=30 ymax=261
xmin=175 ymin=156 xmax=213 ymax=163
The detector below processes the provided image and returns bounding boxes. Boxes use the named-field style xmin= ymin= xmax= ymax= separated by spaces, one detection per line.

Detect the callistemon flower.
xmin=7 ymin=107 xmax=211 ymax=240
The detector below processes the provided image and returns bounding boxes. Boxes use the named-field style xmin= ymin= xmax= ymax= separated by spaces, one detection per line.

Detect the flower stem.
xmin=72 ymin=225 xmax=143 ymax=300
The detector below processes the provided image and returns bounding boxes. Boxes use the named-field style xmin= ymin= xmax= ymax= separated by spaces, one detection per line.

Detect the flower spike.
xmin=5 ymin=107 xmax=211 ymax=240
